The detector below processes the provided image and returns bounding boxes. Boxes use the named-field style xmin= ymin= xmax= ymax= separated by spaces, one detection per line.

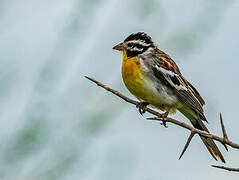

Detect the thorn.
xmin=220 ymin=113 xmax=229 ymax=151
xmin=220 ymin=113 xmax=228 ymax=140
xmin=223 ymin=144 xmax=229 ymax=152
xmin=179 ymin=130 xmax=196 ymax=160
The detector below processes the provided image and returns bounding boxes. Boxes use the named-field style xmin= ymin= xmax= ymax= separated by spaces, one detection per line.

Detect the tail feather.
xmin=178 ymin=107 xmax=225 ymax=163
xmin=200 ymin=136 xmax=218 ymax=161
xmin=194 ymin=120 xmax=225 ymax=163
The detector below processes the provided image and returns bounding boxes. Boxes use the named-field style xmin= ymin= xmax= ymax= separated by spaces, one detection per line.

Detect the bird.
xmin=112 ymin=32 xmax=225 ymax=163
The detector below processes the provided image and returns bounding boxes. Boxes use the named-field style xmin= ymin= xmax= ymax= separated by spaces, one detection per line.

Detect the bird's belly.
xmin=122 ymin=58 xmax=180 ymax=113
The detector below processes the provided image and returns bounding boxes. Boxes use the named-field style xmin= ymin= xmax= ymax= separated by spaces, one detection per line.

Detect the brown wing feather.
xmin=186 ymin=80 xmax=205 ymax=106
xmin=153 ymin=49 xmax=205 ymax=106
xmin=151 ymin=49 xmax=206 ymax=119
xmin=153 ymin=49 xmax=181 ymax=73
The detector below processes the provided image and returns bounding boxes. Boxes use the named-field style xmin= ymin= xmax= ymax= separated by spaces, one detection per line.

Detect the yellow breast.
xmin=121 ymin=52 xmax=148 ymax=100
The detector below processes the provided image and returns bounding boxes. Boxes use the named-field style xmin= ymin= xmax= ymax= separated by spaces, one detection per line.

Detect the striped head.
xmin=113 ymin=32 xmax=155 ymax=58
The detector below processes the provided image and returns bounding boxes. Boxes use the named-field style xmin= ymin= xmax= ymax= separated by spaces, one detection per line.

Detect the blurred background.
xmin=0 ymin=0 xmax=238 ymax=179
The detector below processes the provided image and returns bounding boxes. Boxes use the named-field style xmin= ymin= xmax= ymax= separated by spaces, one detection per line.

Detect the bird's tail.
xmin=178 ymin=107 xmax=225 ymax=163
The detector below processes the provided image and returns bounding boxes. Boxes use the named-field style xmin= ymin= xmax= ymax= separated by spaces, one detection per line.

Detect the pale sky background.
xmin=0 ymin=0 xmax=239 ymax=179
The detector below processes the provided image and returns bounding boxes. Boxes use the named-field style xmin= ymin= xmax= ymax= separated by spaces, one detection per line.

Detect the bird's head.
xmin=113 ymin=32 xmax=155 ymax=58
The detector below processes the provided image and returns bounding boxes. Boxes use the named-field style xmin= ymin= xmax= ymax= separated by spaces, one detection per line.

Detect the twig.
xmin=211 ymin=165 xmax=239 ymax=172
xmin=85 ymin=76 xmax=239 ymax=172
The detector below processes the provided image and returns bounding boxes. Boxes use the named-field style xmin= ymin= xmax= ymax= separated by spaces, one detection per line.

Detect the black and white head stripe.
xmin=124 ymin=32 xmax=155 ymax=57
xmin=124 ymin=32 xmax=153 ymax=45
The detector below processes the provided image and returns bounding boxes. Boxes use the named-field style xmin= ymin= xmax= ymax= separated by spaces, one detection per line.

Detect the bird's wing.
xmin=149 ymin=49 xmax=206 ymax=120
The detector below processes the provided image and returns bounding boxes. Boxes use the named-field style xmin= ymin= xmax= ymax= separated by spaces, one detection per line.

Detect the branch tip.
xmin=212 ymin=165 xmax=239 ymax=172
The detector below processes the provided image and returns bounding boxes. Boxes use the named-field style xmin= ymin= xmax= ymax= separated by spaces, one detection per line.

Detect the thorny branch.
xmin=85 ymin=76 xmax=239 ymax=172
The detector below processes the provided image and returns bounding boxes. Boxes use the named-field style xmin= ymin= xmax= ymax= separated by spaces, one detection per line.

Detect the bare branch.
xmin=85 ymin=76 xmax=239 ymax=172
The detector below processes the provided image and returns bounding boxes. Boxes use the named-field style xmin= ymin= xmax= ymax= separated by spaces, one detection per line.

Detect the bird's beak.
xmin=112 ymin=42 xmax=124 ymax=51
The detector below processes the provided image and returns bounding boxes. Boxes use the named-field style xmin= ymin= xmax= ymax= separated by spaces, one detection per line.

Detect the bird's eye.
xmin=128 ymin=43 xmax=133 ymax=48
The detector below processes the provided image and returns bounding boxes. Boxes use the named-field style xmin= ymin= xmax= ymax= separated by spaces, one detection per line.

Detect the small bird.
xmin=113 ymin=32 xmax=225 ymax=163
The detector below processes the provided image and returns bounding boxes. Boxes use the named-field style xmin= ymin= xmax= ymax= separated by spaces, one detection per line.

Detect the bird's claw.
xmin=136 ymin=102 xmax=149 ymax=115
xmin=160 ymin=120 xmax=168 ymax=128
xmin=159 ymin=111 xmax=169 ymax=128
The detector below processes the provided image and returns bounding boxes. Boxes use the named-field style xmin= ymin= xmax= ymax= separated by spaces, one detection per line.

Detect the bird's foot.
xmin=159 ymin=111 xmax=169 ymax=128
xmin=136 ymin=102 xmax=149 ymax=115
xmin=159 ymin=111 xmax=169 ymax=118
